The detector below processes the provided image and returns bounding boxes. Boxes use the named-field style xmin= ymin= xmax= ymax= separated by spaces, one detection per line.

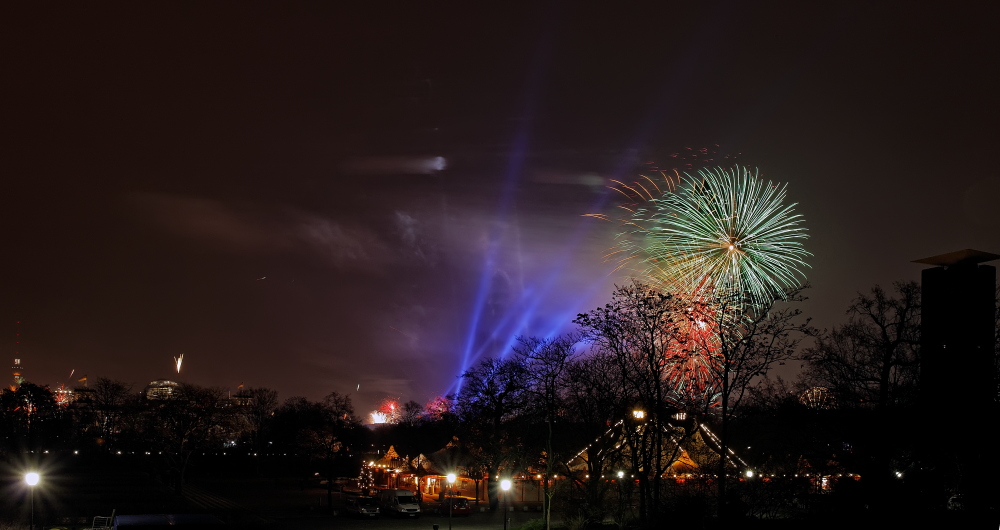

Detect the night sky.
xmin=2 ymin=2 xmax=997 ymax=415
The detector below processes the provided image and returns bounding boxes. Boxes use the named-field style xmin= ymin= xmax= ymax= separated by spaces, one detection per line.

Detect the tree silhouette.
xmin=455 ymin=357 xmax=531 ymax=509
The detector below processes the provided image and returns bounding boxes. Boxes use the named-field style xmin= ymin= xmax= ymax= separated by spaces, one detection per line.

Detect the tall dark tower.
xmin=913 ymin=249 xmax=998 ymax=512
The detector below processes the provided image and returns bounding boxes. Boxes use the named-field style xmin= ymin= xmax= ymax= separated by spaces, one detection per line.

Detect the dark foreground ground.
xmin=2 ymin=453 xmax=996 ymax=530
xmin=0 ymin=453 xmax=552 ymax=530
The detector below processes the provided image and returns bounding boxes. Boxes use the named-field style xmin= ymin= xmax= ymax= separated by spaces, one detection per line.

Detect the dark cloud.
xmin=127 ymin=192 xmax=293 ymax=253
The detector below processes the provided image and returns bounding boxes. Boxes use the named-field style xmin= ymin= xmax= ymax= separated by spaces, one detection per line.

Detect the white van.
xmin=377 ymin=488 xmax=421 ymax=517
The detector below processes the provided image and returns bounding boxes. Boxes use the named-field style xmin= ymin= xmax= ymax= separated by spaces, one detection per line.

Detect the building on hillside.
xmin=144 ymin=379 xmax=179 ymax=400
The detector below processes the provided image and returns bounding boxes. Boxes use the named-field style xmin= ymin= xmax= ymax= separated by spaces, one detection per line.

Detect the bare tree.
xmin=0 ymin=382 xmax=62 ymax=454
xmin=311 ymin=391 xmax=360 ymax=512
xmin=400 ymin=400 xmax=423 ymax=426
xmin=69 ymin=377 xmax=135 ymax=451
xmin=803 ymin=282 xmax=920 ymax=409
xmin=574 ymin=281 xmax=689 ymax=523
xmin=148 ymin=384 xmax=237 ymax=494
xmin=704 ymin=285 xmax=813 ymax=518
xmin=802 ymin=281 xmax=920 ymax=507
xmin=235 ymin=386 xmax=278 ymax=476
xmin=562 ymin=353 xmax=630 ymax=521
xmin=454 ymin=357 xmax=531 ymax=509
xmin=514 ymin=334 xmax=579 ymax=529
xmin=90 ymin=378 xmax=134 ymax=446
xmin=270 ymin=392 xmax=359 ymax=511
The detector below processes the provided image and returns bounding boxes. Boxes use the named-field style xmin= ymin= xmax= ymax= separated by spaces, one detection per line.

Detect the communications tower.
xmin=10 ymin=321 xmax=25 ymax=390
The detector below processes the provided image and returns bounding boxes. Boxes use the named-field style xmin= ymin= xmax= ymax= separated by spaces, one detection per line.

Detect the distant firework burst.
xmin=369 ymin=397 xmax=401 ymax=425
xmin=665 ymin=302 xmax=724 ymax=406
xmin=587 ymin=163 xmax=809 ymax=409
xmin=605 ymin=165 xmax=810 ymax=308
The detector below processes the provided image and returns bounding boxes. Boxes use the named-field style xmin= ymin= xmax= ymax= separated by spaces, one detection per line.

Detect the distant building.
xmin=72 ymin=385 xmax=96 ymax=406
xmin=231 ymin=385 xmax=251 ymax=406
xmin=144 ymin=379 xmax=180 ymax=400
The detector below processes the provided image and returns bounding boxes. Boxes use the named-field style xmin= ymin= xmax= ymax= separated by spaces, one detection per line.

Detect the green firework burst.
xmin=619 ymin=165 xmax=810 ymax=308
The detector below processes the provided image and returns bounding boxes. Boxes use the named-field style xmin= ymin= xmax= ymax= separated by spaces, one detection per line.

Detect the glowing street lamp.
xmin=446 ymin=473 xmax=456 ymax=530
xmin=500 ymin=479 xmax=512 ymax=530
xmin=25 ymin=472 xmax=40 ymax=530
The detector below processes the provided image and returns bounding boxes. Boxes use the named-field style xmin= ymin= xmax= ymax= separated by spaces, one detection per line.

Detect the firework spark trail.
xmin=369 ymin=397 xmax=401 ymax=425
xmin=617 ymin=165 xmax=810 ymax=309
xmin=593 ymin=163 xmax=810 ymax=407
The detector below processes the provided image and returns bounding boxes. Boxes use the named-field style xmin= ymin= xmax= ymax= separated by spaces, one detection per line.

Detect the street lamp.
xmin=25 ymin=472 xmax=40 ymax=530
xmin=500 ymin=479 xmax=512 ymax=530
xmin=446 ymin=473 xmax=456 ymax=530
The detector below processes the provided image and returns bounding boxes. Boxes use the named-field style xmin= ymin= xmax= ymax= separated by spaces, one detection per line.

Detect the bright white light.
xmin=617 ymin=471 xmax=624 ymax=479
xmin=429 ymin=156 xmax=447 ymax=171
xmin=447 ymin=473 xmax=456 ymax=484
xmin=25 ymin=472 xmax=39 ymax=486
xmin=745 ymin=470 xmax=754 ymax=478
xmin=340 ymin=155 xmax=447 ymax=175
xmin=500 ymin=479 xmax=511 ymax=491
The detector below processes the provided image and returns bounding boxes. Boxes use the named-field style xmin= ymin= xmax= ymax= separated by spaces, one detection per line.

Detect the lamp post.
xmin=616 ymin=470 xmax=625 ymax=521
xmin=500 ymin=479 xmax=512 ymax=530
xmin=25 ymin=472 xmax=39 ymax=530
xmin=446 ymin=473 xmax=456 ymax=530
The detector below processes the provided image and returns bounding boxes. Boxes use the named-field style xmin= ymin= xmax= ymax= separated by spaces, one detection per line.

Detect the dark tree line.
xmin=0 ymin=380 xmax=367 ymax=498
xmin=3 ymin=279 xmax=994 ymax=526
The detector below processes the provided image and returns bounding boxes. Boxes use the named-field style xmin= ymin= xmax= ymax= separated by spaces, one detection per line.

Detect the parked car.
xmin=377 ymin=489 xmax=421 ymax=517
xmin=344 ymin=495 xmax=380 ymax=517
xmin=436 ymin=497 xmax=471 ymax=516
